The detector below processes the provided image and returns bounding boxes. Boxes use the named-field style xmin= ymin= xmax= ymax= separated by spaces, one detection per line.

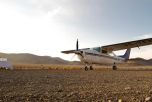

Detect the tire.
xmin=90 ymin=66 xmax=93 ymax=70
xmin=85 ymin=66 xmax=88 ymax=71
xmin=113 ymin=66 xmax=117 ymax=70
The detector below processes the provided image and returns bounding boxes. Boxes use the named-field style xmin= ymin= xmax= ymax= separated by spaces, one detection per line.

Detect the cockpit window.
xmin=108 ymin=52 xmax=116 ymax=56
xmin=92 ymin=47 xmax=101 ymax=52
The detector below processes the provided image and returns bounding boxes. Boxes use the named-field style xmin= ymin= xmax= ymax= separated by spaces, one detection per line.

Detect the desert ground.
xmin=0 ymin=66 xmax=152 ymax=102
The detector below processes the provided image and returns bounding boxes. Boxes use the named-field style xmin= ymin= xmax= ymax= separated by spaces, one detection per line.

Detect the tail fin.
xmin=120 ymin=48 xmax=131 ymax=60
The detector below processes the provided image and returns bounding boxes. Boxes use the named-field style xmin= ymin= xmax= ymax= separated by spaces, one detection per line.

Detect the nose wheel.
xmin=85 ymin=66 xmax=88 ymax=71
xmin=84 ymin=65 xmax=93 ymax=71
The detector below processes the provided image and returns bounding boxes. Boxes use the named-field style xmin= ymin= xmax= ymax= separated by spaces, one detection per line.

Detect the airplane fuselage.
xmin=62 ymin=38 xmax=152 ymax=70
xmin=77 ymin=49 xmax=125 ymax=65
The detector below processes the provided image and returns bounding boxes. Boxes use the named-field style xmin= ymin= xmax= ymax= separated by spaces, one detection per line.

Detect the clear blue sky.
xmin=0 ymin=0 xmax=151 ymax=60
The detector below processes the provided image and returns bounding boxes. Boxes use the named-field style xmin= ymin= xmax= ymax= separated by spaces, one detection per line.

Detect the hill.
xmin=0 ymin=52 xmax=151 ymax=65
xmin=0 ymin=53 xmax=69 ymax=64
xmin=127 ymin=58 xmax=152 ymax=65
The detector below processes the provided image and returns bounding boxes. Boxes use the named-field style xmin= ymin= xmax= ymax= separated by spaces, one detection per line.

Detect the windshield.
xmin=92 ymin=47 xmax=101 ymax=52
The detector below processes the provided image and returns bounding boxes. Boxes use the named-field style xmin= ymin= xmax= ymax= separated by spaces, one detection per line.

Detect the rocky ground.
xmin=0 ymin=69 xmax=152 ymax=102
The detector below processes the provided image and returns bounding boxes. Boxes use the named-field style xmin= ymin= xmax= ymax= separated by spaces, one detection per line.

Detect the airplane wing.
xmin=61 ymin=50 xmax=77 ymax=54
xmin=62 ymin=48 xmax=89 ymax=54
xmin=101 ymin=38 xmax=152 ymax=52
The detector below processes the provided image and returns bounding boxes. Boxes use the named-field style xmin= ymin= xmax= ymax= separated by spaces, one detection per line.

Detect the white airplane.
xmin=62 ymin=38 xmax=152 ymax=70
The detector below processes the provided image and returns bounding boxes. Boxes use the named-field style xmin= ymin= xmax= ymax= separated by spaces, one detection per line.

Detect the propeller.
xmin=70 ymin=54 xmax=76 ymax=61
xmin=76 ymin=39 xmax=85 ymax=58
xmin=76 ymin=39 xmax=79 ymax=51
xmin=70 ymin=39 xmax=80 ymax=61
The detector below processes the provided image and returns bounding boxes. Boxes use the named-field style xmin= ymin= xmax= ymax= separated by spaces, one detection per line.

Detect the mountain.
xmin=0 ymin=52 xmax=151 ymax=65
xmin=127 ymin=58 xmax=152 ymax=65
xmin=0 ymin=53 xmax=69 ymax=64
xmin=147 ymin=59 xmax=152 ymax=63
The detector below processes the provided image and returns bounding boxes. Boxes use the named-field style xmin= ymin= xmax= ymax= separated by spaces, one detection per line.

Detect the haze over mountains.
xmin=0 ymin=52 xmax=151 ymax=65
xmin=128 ymin=58 xmax=152 ymax=65
xmin=0 ymin=52 xmax=69 ymax=64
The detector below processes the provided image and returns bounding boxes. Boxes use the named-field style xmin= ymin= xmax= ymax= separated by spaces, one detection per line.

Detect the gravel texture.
xmin=0 ymin=69 xmax=152 ymax=101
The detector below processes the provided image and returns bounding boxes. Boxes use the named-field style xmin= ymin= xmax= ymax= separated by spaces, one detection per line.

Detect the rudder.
xmin=120 ymin=48 xmax=131 ymax=60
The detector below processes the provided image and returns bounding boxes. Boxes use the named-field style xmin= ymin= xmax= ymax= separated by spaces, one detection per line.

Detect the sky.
xmin=0 ymin=0 xmax=151 ymax=60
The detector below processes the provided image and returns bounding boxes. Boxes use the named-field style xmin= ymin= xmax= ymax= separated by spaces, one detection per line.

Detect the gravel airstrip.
xmin=0 ymin=68 xmax=152 ymax=102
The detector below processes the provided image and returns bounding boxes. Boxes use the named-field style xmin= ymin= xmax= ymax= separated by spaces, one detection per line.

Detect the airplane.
xmin=62 ymin=38 xmax=152 ymax=70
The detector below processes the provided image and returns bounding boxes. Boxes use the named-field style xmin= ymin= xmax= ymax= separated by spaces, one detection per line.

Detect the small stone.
xmin=45 ymin=75 xmax=49 ymax=78
xmin=136 ymin=91 xmax=140 ymax=94
xmin=101 ymin=99 xmax=106 ymax=102
xmin=145 ymin=97 xmax=152 ymax=102
xmin=149 ymin=89 xmax=152 ymax=94
xmin=108 ymin=100 xmax=111 ymax=102
xmin=132 ymin=98 xmax=138 ymax=101
xmin=67 ymin=92 xmax=74 ymax=97
xmin=125 ymin=86 xmax=131 ymax=90
xmin=77 ymin=100 xmax=83 ymax=102
xmin=118 ymin=99 xmax=122 ymax=102
xmin=57 ymin=89 xmax=63 ymax=92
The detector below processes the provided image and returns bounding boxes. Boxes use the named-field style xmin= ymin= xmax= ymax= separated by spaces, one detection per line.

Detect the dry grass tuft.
xmin=13 ymin=64 xmax=83 ymax=70
xmin=12 ymin=64 xmax=152 ymax=71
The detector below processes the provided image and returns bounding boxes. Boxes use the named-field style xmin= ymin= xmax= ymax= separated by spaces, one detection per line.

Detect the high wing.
xmin=62 ymin=48 xmax=89 ymax=54
xmin=62 ymin=38 xmax=152 ymax=54
xmin=62 ymin=50 xmax=76 ymax=54
xmin=101 ymin=38 xmax=152 ymax=52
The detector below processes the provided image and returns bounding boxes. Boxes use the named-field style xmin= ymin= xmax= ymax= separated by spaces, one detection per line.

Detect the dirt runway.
xmin=0 ymin=69 xmax=152 ymax=101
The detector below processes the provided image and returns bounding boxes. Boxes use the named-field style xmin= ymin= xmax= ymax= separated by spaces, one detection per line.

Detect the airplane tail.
xmin=119 ymin=48 xmax=131 ymax=60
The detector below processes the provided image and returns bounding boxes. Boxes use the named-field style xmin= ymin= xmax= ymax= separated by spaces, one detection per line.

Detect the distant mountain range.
xmin=127 ymin=58 xmax=152 ymax=65
xmin=0 ymin=52 xmax=69 ymax=64
xmin=0 ymin=52 xmax=151 ymax=65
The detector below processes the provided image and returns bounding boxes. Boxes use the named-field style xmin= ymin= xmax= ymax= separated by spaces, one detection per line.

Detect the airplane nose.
xmin=77 ymin=51 xmax=84 ymax=58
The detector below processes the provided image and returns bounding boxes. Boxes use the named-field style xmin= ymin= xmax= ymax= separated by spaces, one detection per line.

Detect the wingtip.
xmin=61 ymin=51 xmax=67 ymax=54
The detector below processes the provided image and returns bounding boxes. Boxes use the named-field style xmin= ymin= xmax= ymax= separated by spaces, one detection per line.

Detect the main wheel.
xmin=112 ymin=66 xmax=117 ymax=70
xmin=90 ymin=66 xmax=93 ymax=70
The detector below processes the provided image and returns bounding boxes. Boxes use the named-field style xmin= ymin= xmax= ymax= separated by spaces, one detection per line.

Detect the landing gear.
xmin=112 ymin=62 xmax=117 ymax=70
xmin=84 ymin=65 xmax=93 ymax=71
xmin=85 ymin=66 xmax=88 ymax=71
xmin=90 ymin=66 xmax=93 ymax=70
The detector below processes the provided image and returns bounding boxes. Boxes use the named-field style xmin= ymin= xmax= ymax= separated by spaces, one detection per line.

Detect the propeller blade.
xmin=76 ymin=39 xmax=79 ymax=51
xmin=70 ymin=54 xmax=76 ymax=61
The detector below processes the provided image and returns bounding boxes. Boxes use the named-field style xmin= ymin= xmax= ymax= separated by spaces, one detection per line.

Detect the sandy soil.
xmin=0 ymin=69 xmax=152 ymax=102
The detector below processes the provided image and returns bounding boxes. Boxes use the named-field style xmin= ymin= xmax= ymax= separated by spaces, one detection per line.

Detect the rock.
xmin=118 ymin=99 xmax=122 ymax=102
xmin=57 ymin=89 xmax=63 ymax=92
xmin=67 ymin=92 xmax=78 ymax=97
xmin=125 ymin=86 xmax=131 ymax=90
xmin=149 ymin=89 xmax=152 ymax=94
xmin=108 ymin=100 xmax=111 ymax=102
xmin=145 ymin=97 xmax=152 ymax=102
xmin=136 ymin=91 xmax=140 ymax=94
xmin=131 ymin=98 xmax=139 ymax=102
xmin=45 ymin=75 xmax=49 ymax=78
xmin=67 ymin=92 xmax=75 ymax=97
